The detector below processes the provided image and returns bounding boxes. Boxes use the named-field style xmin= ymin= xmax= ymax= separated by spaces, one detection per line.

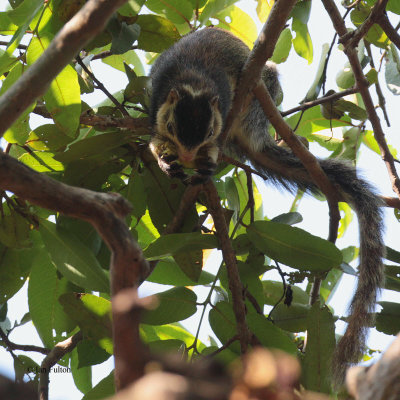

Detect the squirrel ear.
xmin=210 ymin=95 xmax=219 ymax=107
xmin=167 ymin=89 xmax=179 ymax=104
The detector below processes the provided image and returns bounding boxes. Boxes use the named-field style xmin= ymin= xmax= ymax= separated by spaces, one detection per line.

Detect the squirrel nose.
xmin=179 ymin=151 xmax=196 ymax=163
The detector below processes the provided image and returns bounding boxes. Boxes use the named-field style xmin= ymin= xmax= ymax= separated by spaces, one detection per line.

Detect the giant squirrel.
xmin=148 ymin=27 xmax=385 ymax=384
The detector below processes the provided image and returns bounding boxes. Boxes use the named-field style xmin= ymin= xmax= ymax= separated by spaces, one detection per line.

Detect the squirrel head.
xmin=155 ymin=87 xmax=222 ymax=165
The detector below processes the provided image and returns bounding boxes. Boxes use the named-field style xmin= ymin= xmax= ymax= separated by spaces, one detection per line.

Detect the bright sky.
xmin=1 ymin=1 xmax=400 ymax=399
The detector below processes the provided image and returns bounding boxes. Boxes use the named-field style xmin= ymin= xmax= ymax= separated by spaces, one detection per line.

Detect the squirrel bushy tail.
xmin=244 ymin=143 xmax=385 ymax=383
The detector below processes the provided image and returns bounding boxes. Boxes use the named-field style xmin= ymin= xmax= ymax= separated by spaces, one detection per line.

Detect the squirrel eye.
xmin=167 ymin=122 xmax=174 ymax=134
xmin=207 ymin=128 xmax=214 ymax=138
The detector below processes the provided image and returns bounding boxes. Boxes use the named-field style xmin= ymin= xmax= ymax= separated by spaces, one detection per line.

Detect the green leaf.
xmin=263 ymin=281 xmax=309 ymax=306
xmin=384 ymin=265 xmax=400 ymax=291
xmin=336 ymin=63 xmax=355 ymax=89
xmin=302 ymin=302 xmax=335 ymax=394
xmin=27 ymin=34 xmax=81 ymax=137
xmin=270 ymin=212 xmax=302 ymax=225
xmin=292 ymin=17 xmax=313 ymax=64
xmin=141 ymin=287 xmax=197 ymax=325
xmin=143 ymin=232 xmax=218 ymax=260
xmin=108 ymin=16 xmax=140 ymax=55
xmin=247 ymin=313 xmax=297 ymax=354
xmin=54 ymin=131 xmax=131 ymax=163
xmin=199 ymin=0 xmax=237 ymax=23
xmin=0 ymin=62 xmax=35 ymax=145
xmin=147 ymin=259 xmax=215 ymax=286
xmin=303 ymin=43 xmax=330 ymax=101
xmin=220 ymin=261 xmax=264 ymax=310
xmin=19 ymin=151 xmax=64 ymax=172
xmin=135 ymin=14 xmax=180 ymax=53
xmin=351 ymin=7 xmax=388 ymax=49
xmin=173 ymin=250 xmax=203 ymax=282
xmin=0 ymin=246 xmax=33 ymax=303
xmin=285 ymin=106 xmax=351 ymax=140
xmin=102 ymin=50 xmax=145 ymax=75
xmin=148 ymin=339 xmax=186 ymax=353
xmin=0 ymin=12 xmax=18 ymax=36
xmin=82 ymin=371 xmax=114 ymax=400
xmin=7 ymin=0 xmax=43 ymax=25
xmin=247 ymin=221 xmax=342 ymax=271
xmin=71 ymin=347 xmax=92 ymax=394
xmin=385 ymin=44 xmax=400 ymax=95
xmin=39 ymin=220 xmax=109 ymax=292
xmin=0 ymin=48 xmax=18 ymax=78
xmin=271 ymin=28 xmax=292 ymax=64
xmin=28 ymin=248 xmax=77 ymax=347
xmin=225 ymin=176 xmax=240 ymax=219
xmin=212 ymin=5 xmax=258 ymax=48
xmin=375 ymin=301 xmax=400 ymax=335
xmin=0 ymin=209 xmax=30 ymax=248
xmin=59 ymin=293 xmax=113 ymax=353
xmin=334 ymin=100 xmax=367 ymax=121
xmin=5 ymin=0 xmax=43 ymax=55
xmin=386 ymin=246 xmax=400 ymax=264
xmin=142 ymin=164 xmax=198 ymax=233
xmin=27 ymin=124 xmax=73 ymax=151
xmin=209 ymin=301 xmax=240 ymax=353
xmin=256 ymin=0 xmax=273 ymax=22
xmin=387 ymin=0 xmax=400 ymax=14
xmin=124 ymin=171 xmax=146 ymax=220
xmin=271 ymin=303 xmax=309 ymax=332
xmin=118 ymin=0 xmax=146 ymax=17
xmin=320 ymin=268 xmax=343 ymax=302
xmin=141 ymin=323 xmax=206 ymax=350
xmin=76 ymin=340 xmax=111 ymax=368
xmin=145 ymin=0 xmax=193 ymax=25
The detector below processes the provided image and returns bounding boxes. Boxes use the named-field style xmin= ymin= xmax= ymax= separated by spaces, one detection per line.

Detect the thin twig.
xmin=0 ymin=328 xmax=50 ymax=355
xmin=281 ymin=87 xmax=358 ymax=117
xmin=364 ymin=41 xmax=390 ymax=126
xmin=76 ymin=55 xmax=129 ymax=116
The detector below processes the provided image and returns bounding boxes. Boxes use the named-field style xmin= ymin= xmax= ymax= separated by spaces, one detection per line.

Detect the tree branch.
xmin=39 ymin=331 xmax=83 ymax=400
xmin=378 ymin=13 xmax=400 ymax=50
xmin=203 ymin=181 xmax=250 ymax=353
xmin=322 ymin=0 xmax=400 ymax=199
xmin=0 ymin=0 xmax=129 ymax=136
xmin=0 ymin=328 xmax=50 ymax=356
xmin=339 ymin=0 xmax=389 ymax=49
xmin=220 ymin=0 xmax=297 ymax=145
xmin=76 ymin=55 xmax=129 ymax=116
xmin=253 ymin=82 xmax=341 ymax=239
xmin=281 ymin=87 xmax=358 ymax=117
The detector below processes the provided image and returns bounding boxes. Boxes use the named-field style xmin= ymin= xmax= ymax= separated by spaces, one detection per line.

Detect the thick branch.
xmin=322 ymin=0 xmax=400 ymax=198
xmin=346 ymin=334 xmax=400 ymax=400
xmin=39 ymin=331 xmax=83 ymax=400
xmin=0 ymin=0 xmax=128 ymax=136
xmin=203 ymin=181 xmax=250 ymax=353
xmin=0 ymin=152 xmax=149 ymax=391
xmin=112 ymin=288 xmax=152 ymax=390
xmin=220 ymin=0 xmax=297 ymax=144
